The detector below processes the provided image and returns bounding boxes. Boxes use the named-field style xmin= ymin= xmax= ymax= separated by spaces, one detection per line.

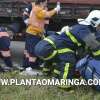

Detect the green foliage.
xmin=0 ymin=72 xmax=99 ymax=100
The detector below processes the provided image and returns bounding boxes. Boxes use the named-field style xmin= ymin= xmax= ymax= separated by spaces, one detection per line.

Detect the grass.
xmin=0 ymin=71 xmax=99 ymax=100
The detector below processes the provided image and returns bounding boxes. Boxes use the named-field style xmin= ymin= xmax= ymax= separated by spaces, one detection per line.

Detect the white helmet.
xmin=78 ymin=10 xmax=100 ymax=27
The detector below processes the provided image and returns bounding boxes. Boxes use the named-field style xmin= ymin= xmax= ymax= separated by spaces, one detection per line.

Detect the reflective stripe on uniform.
xmin=54 ymin=69 xmax=60 ymax=75
xmin=44 ymin=38 xmax=56 ymax=48
xmin=93 ymin=50 xmax=100 ymax=56
xmin=57 ymin=48 xmax=74 ymax=54
xmin=63 ymin=63 xmax=70 ymax=79
xmin=42 ymin=50 xmax=57 ymax=60
xmin=65 ymin=31 xmax=81 ymax=46
xmin=43 ymin=48 xmax=74 ymax=61
xmin=43 ymin=38 xmax=74 ymax=60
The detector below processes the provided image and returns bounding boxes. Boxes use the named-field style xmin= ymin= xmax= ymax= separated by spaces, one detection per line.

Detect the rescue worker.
xmin=41 ymin=26 xmax=71 ymax=76
xmin=0 ymin=26 xmax=13 ymax=71
xmin=21 ymin=0 xmax=61 ymax=75
xmin=34 ymin=10 xmax=100 ymax=86
xmin=76 ymin=20 xmax=100 ymax=90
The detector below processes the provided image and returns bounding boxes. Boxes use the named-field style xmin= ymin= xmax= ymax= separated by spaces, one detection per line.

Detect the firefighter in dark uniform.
xmin=35 ymin=10 xmax=100 ymax=84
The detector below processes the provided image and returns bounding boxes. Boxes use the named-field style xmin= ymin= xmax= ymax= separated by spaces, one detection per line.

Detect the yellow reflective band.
xmin=44 ymin=38 xmax=56 ymax=48
xmin=63 ymin=63 xmax=70 ymax=79
xmin=65 ymin=31 xmax=81 ymax=46
xmin=54 ymin=69 xmax=60 ymax=75
xmin=43 ymin=68 xmax=50 ymax=72
xmin=58 ymin=48 xmax=74 ymax=54
xmin=93 ymin=50 xmax=100 ymax=56
xmin=43 ymin=50 xmax=57 ymax=60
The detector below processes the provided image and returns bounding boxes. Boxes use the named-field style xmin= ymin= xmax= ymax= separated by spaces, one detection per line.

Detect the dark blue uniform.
xmin=35 ymin=24 xmax=99 ymax=80
xmin=76 ymin=29 xmax=100 ymax=90
xmin=0 ymin=27 xmax=10 ymax=51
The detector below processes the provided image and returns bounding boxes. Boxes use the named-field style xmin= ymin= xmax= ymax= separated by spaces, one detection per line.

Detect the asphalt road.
xmin=0 ymin=41 xmax=25 ymax=66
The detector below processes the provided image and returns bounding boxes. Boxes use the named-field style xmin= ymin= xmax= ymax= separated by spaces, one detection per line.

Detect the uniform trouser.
xmin=76 ymin=57 xmax=100 ymax=90
xmin=0 ymin=36 xmax=13 ymax=67
xmin=23 ymin=34 xmax=42 ymax=69
xmin=35 ymin=35 xmax=77 ymax=79
xmin=56 ymin=52 xmax=76 ymax=79
xmin=42 ymin=51 xmax=76 ymax=79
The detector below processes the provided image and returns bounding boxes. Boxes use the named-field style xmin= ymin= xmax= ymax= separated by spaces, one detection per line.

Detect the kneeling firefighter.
xmin=34 ymin=10 xmax=100 ymax=89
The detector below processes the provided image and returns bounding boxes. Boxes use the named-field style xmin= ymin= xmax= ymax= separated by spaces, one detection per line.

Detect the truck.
xmin=48 ymin=0 xmax=100 ymax=30
xmin=49 ymin=0 xmax=100 ymax=19
xmin=0 ymin=0 xmax=100 ymax=39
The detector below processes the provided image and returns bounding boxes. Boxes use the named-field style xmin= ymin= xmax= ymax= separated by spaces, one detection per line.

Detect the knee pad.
xmin=34 ymin=40 xmax=55 ymax=59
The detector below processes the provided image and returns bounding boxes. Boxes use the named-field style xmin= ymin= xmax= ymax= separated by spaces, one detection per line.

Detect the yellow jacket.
xmin=26 ymin=3 xmax=56 ymax=37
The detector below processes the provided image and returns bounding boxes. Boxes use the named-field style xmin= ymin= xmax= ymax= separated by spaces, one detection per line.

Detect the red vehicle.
xmin=1 ymin=0 xmax=100 ymax=20
xmin=0 ymin=0 xmax=100 ymax=39
xmin=49 ymin=0 xmax=100 ymax=19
